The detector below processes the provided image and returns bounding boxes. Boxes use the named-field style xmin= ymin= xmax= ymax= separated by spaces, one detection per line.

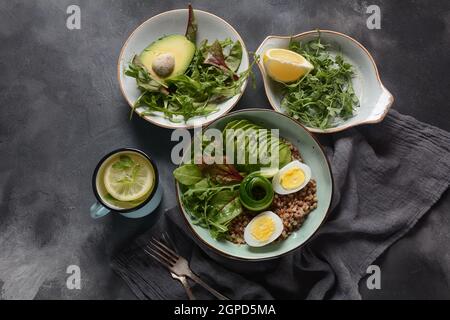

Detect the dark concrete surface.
xmin=0 ymin=0 xmax=449 ymax=299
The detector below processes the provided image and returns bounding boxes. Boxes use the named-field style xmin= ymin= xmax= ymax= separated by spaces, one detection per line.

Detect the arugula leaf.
xmin=173 ymin=164 xmax=203 ymax=186
xmin=126 ymin=39 xmax=252 ymax=123
xmin=125 ymin=6 xmax=257 ymax=123
xmin=128 ymin=55 xmax=168 ymax=90
xmin=185 ymin=4 xmax=197 ymax=44
xmin=281 ymin=36 xmax=359 ymax=129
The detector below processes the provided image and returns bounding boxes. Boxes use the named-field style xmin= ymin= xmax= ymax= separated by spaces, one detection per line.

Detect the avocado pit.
xmin=151 ymin=53 xmax=175 ymax=78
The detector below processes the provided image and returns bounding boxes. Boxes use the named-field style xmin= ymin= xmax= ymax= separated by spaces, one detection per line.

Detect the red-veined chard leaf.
xmin=199 ymin=156 xmax=243 ymax=184
xmin=204 ymin=41 xmax=239 ymax=81
xmin=185 ymin=4 xmax=197 ymax=44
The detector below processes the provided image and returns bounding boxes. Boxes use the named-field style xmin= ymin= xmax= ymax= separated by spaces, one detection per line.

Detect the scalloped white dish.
xmin=118 ymin=9 xmax=249 ymax=129
xmin=255 ymin=30 xmax=394 ymax=134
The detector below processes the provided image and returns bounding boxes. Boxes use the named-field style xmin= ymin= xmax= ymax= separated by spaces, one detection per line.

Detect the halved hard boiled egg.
xmin=272 ymin=160 xmax=311 ymax=195
xmin=244 ymin=211 xmax=283 ymax=247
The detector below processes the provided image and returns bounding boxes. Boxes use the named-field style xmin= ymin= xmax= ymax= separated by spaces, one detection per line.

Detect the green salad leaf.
xmin=209 ymin=190 xmax=242 ymax=225
xmin=173 ymin=164 xmax=203 ymax=186
xmin=225 ymin=41 xmax=243 ymax=72
xmin=281 ymin=36 xmax=359 ymax=129
xmin=125 ymin=6 xmax=254 ymax=123
xmin=204 ymin=40 xmax=238 ymax=80
xmin=126 ymin=39 xmax=251 ymax=123
xmin=175 ymin=158 xmax=244 ymax=239
xmin=181 ymin=181 xmax=242 ymax=239
xmin=174 ymin=120 xmax=300 ymax=240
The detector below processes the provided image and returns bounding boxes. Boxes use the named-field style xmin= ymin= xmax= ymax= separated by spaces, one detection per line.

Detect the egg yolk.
xmin=280 ymin=168 xmax=305 ymax=190
xmin=251 ymin=216 xmax=275 ymax=241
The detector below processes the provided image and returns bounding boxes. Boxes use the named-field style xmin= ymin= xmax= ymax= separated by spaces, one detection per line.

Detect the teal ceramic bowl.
xmin=176 ymin=109 xmax=333 ymax=261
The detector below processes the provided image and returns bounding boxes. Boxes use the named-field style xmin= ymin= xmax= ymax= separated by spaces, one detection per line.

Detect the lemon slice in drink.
xmin=263 ymin=48 xmax=314 ymax=83
xmin=103 ymin=154 xmax=154 ymax=202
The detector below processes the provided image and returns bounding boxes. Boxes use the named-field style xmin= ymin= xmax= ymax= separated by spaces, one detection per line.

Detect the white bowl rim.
xmin=255 ymin=29 xmax=394 ymax=134
xmin=117 ymin=8 xmax=250 ymax=129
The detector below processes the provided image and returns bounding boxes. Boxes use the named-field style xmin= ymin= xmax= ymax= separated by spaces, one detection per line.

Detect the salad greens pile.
xmin=125 ymin=6 xmax=252 ymax=123
xmin=174 ymin=119 xmax=291 ymax=239
xmin=174 ymin=162 xmax=243 ymax=239
xmin=281 ymin=36 xmax=359 ymax=129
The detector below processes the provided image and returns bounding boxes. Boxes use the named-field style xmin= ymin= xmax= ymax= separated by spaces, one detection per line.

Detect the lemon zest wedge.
xmin=263 ymin=48 xmax=314 ymax=83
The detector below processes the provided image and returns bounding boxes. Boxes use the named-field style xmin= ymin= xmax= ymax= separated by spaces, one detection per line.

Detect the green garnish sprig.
xmin=281 ymin=36 xmax=359 ymax=129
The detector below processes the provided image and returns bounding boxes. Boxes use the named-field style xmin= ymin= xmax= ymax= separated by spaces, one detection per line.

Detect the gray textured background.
xmin=0 ymin=0 xmax=449 ymax=299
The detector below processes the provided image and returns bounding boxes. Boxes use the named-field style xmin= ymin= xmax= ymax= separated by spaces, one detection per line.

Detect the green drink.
xmin=91 ymin=148 xmax=162 ymax=218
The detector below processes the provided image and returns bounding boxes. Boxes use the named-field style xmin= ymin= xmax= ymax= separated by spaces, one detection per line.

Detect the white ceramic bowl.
xmin=255 ymin=30 xmax=394 ymax=134
xmin=118 ymin=9 xmax=250 ymax=129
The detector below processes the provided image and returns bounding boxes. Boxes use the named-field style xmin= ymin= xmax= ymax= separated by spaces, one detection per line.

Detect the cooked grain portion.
xmin=227 ymin=213 xmax=251 ymax=245
xmin=272 ymin=180 xmax=317 ymax=240
xmin=227 ymin=142 xmax=318 ymax=244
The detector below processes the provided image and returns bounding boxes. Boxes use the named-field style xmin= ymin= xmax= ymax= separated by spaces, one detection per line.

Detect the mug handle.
xmin=90 ymin=202 xmax=110 ymax=219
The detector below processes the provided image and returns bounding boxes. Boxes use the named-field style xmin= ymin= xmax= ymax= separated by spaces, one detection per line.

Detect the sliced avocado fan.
xmin=223 ymin=119 xmax=292 ymax=172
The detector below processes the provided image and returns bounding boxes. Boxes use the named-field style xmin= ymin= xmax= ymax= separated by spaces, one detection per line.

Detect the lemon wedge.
xmin=103 ymin=154 xmax=154 ymax=202
xmin=263 ymin=48 xmax=314 ymax=83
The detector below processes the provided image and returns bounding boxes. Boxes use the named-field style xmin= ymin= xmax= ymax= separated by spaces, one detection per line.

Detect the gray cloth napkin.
xmin=111 ymin=110 xmax=450 ymax=300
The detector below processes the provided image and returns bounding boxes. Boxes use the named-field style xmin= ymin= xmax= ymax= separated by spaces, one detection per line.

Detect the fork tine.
xmin=148 ymin=242 xmax=178 ymax=264
xmin=152 ymin=237 xmax=180 ymax=259
xmin=162 ymin=232 xmax=178 ymax=254
xmin=144 ymin=248 xmax=174 ymax=268
xmin=148 ymin=246 xmax=175 ymax=266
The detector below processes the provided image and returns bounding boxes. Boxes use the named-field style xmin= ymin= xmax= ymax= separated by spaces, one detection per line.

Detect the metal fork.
xmin=161 ymin=233 xmax=195 ymax=300
xmin=145 ymin=237 xmax=229 ymax=300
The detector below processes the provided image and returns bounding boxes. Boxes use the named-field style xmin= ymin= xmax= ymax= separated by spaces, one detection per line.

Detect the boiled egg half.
xmin=244 ymin=211 xmax=283 ymax=247
xmin=272 ymin=160 xmax=311 ymax=195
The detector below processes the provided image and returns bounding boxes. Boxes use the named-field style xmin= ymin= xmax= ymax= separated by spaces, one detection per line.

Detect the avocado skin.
xmin=139 ymin=34 xmax=196 ymax=80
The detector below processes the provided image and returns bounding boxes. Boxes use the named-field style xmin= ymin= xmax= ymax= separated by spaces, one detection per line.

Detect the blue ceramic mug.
xmin=90 ymin=148 xmax=163 ymax=219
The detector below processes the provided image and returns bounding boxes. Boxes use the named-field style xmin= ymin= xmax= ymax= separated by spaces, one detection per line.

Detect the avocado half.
xmin=139 ymin=34 xmax=196 ymax=80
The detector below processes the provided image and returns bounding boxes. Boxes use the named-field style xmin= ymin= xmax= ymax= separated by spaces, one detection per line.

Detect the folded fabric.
xmin=111 ymin=110 xmax=450 ymax=299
